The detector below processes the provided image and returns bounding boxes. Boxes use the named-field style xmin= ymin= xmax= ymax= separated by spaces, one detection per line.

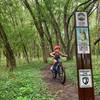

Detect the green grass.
xmin=64 ymin=56 xmax=100 ymax=95
xmin=0 ymin=56 xmax=100 ymax=100
xmin=63 ymin=59 xmax=77 ymax=83
xmin=0 ymin=61 xmax=54 ymax=100
xmin=92 ymin=56 xmax=100 ymax=95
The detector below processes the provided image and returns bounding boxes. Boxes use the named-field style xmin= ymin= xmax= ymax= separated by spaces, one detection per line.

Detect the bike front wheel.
xmin=58 ymin=66 xmax=66 ymax=84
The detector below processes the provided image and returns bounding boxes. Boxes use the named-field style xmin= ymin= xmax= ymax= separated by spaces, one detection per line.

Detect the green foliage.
xmin=64 ymin=56 xmax=100 ymax=95
xmin=0 ymin=62 xmax=54 ymax=100
xmin=64 ymin=59 xmax=77 ymax=82
xmin=92 ymin=56 xmax=100 ymax=95
xmin=0 ymin=0 xmax=98 ymax=61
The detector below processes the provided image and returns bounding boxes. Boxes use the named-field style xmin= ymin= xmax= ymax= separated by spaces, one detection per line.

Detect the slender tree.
xmin=23 ymin=0 xmax=48 ymax=63
xmin=0 ymin=23 xmax=16 ymax=71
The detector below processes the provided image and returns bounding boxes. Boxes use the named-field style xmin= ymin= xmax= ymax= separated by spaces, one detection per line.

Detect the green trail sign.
xmin=75 ymin=12 xmax=95 ymax=100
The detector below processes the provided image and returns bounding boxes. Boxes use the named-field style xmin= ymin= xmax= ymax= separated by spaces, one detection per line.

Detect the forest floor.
xmin=42 ymin=65 xmax=100 ymax=100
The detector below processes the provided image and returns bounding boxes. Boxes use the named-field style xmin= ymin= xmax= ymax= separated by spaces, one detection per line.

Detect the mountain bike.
xmin=51 ymin=60 xmax=66 ymax=84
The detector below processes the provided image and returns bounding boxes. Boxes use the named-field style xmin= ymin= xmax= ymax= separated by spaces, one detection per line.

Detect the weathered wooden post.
xmin=75 ymin=12 xmax=95 ymax=100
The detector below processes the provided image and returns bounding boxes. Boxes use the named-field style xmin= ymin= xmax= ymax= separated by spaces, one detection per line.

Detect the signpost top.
xmin=75 ymin=12 xmax=88 ymax=27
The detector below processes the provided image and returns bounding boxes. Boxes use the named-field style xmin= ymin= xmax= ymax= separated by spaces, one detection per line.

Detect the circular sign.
xmin=78 ymin=13 xmax=85 ymax=21
xmin=82 ymin=77 xmax=89 ymax=85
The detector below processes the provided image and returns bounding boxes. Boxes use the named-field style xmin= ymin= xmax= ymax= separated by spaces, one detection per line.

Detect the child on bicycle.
xmin=50 ymin=45 xmax=67 ymax=71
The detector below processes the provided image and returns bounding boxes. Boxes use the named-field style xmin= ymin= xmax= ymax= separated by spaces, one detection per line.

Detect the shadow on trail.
xmin=42 ymin=65 xmax=100 ymax=100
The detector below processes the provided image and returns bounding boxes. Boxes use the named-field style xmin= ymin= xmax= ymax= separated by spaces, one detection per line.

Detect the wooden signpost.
xmin=75 ymin=12 xmax=95 ymax=100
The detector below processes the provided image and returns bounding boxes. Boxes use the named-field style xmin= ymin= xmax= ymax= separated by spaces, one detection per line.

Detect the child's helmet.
xmin=54 ymin=45 xmax=60 ymax=50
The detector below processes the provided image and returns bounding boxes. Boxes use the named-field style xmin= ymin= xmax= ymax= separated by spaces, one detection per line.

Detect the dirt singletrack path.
xmin=42 ymin=65 xmax=100 ymax=100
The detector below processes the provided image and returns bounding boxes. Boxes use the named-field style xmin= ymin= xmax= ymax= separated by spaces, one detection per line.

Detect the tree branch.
xmin=88 ymin=6 xmax=97 ymax=17
xmin=94 ymin=38 xmax=100 ymax=45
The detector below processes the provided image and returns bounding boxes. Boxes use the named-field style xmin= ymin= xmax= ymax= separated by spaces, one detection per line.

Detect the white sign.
xmin=79 ymin=69 xmax=92 ymax=88
xmin=76 ymin=12 xmax=88 ymax=27
xmin=76 ymin=27 xmax=90 ymax=54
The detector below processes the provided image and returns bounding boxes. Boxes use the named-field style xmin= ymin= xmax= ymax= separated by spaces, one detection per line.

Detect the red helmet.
xmin=54 ymin=45 xmax=60 ymax=50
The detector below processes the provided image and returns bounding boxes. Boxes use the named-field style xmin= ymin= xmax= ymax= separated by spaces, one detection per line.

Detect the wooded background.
xmin=0 ymin=0 xmax=100 ymax=71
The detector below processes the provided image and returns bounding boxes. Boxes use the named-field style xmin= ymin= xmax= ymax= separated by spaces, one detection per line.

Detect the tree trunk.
xmin=0 ymin=50 xmax=1 ymax=65
xmin=43 ymin=21 xmax=53 ymax=51
xmin=23 ymin=0 xmax=48 ymax=63
xmin=44 ymin=0 xmax=66 ymax=51
xmin=0 ymin=23 xmax=16 ymax=71
xmin=36 ymin=44 xmax=40 ymax=59
xmin=19 ymin=32 xmax=30 ymax=63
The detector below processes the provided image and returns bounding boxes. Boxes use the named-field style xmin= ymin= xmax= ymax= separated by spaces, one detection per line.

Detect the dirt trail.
xmin=42 ymin=65 xmax=100 ymax=100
